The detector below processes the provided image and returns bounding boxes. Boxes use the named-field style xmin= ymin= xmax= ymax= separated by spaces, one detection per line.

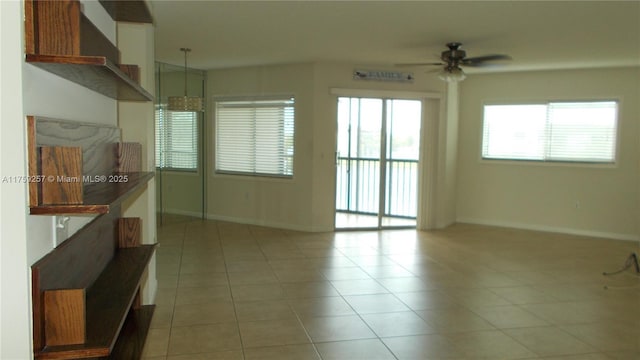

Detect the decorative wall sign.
xmin=353 ymin=69 xmax=414 ymax=83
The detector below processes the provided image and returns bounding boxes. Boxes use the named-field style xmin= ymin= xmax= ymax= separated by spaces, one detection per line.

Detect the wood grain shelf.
xmin=26 ymin=54 xmax=153 ymax=101
xmin=30 ymin=172 xmax=155 ymax=215
xmin=34 ymin=245 xmax=156 ymax=360
xmin=99 ymin=0 xmax=153 ymax=24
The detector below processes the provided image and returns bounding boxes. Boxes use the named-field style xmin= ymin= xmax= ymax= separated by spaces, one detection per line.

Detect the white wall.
xmin=1 ymin=1 xmax=31 ymax=357
xmin=206 ymin=62 xmax=448 ymax=231
xmin=457 ymin=67 xmax=640 ymax=240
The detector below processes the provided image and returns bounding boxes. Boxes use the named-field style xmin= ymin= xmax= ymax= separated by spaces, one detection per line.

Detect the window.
xmin=215 ymin=96 xmax=295 ymax=177
xmin=482 ymin=101 xmax=618 ymax=163
xmin=155 ymin=105 xmax=199 ymax=171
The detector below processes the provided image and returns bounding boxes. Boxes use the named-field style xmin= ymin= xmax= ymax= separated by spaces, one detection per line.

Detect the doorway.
xmin=335 ymin=96 xmax=422 ymax=229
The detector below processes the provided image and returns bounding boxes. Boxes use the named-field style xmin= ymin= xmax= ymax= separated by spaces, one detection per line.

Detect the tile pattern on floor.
xmin=144 ymin=215 xmax=640 ymax=359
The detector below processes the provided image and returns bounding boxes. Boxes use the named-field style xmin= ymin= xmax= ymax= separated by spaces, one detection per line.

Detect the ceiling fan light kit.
xmin=399 ymin=42 xmax=511 ymax=83
xmin=439 ymin=66 xmax=467 ymax=82
xmin=168 ymin=47 xmax=204 ymax=112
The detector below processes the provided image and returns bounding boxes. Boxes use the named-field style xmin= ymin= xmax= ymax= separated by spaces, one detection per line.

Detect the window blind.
xmin=482 ymin=101 xmax=617 ymax=163
xmin=215 ymin=96 xmax=295 ymax=177
xmin=155 ymin=105 xmax=199 ymax=170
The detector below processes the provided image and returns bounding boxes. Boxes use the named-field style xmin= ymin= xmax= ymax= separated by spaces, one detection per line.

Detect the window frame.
xmin=213 ymin=95 xmax=296 ymax=179
xmin=480 ymin=99 xmax=620 ymax=166
xmin=155 ymin=104 xmax=201 ymax=173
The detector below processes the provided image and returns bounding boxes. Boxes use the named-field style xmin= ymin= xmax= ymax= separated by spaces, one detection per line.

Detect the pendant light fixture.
xmin=167 ymin=48 xmax=203 ymax=112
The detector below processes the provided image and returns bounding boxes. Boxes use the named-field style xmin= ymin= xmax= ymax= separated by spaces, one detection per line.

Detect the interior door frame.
xmin=330 ymin=88 xmax=442 ymax=230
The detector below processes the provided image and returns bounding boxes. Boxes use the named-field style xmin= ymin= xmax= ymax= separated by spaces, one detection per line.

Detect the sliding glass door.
xmin=335 ymin=96 xmax=421 ymax=229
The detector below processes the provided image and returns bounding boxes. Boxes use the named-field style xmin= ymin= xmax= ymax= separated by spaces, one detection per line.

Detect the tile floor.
xmin=143 ymin=216 xmax=639 ymax=359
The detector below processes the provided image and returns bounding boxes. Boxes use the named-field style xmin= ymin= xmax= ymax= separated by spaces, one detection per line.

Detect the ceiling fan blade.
xmin=461 ymin=54 xmax=511 ymax=66
xmin=396 ymin=62 xmax=444 ymax=67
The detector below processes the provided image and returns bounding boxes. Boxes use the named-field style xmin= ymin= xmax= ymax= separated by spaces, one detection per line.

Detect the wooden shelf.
xmin=99 ymin=0 xmax=153 ymax=24
xmin=26 ymin=54 xmax=153 ymax=101
xmin=30 ymin=172 xmax=155 ymax=215
xmin=35 ymin=245 xmax=156 ymax=360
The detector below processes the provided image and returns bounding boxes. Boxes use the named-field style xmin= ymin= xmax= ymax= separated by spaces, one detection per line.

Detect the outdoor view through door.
xmin=335 ymin=97 xmax=421 ymax=229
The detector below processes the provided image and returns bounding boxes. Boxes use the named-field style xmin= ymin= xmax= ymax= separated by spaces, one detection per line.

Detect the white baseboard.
xmin=159 ymin=208 xmax=204 ymax=218
xmin=456 ymin=217 xmax=639 ymax=242
xmin=205 ymin=213 xmax=332 ymax=233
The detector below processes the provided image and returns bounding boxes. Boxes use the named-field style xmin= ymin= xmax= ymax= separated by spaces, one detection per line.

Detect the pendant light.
xmin=167 ymin=48 xmax=203 ymax=112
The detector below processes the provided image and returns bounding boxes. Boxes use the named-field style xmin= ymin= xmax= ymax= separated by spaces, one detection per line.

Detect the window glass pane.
xmin=547 ymin=102 xmax=617 ymax=162
xmin=215 ymin=96 xmax=295 ymax=177
xmin=155 ymin=105 xmax=198 ymax=170
xmin=482 ymin=105 xmax=547 ymax=160
xmin=481 ymin=101 xmax=617 ymax=164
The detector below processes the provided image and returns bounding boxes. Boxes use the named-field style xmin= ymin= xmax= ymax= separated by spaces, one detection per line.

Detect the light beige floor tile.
xmin=230 ymin=283 xmax=285 ymax=301
xmin=301 ymin=315 xmax=376 ymax=342
xmin=344 ymin=293 xmax=410 ymax=314
xmin=175 ymin=286 xmax=232 ymax=305
xmin=315 ymin=339 xmax=397 ymax=360
xmin=416 ymin=308 xmax=496 ymax=333
xmin=238 ymin=318 xmax=310 ymax=348
xmin=520 ymin=302 xmax=606 ymax=325
xmin=172 ymin=301 xmax=236 ymax=326
xmin=394 ymin=290 xmax=462 ymax=310
xmin=234 ymin=299 xmax=295 ymax=322
xmin=488 ymin=286 xmax=559 ymax=304
xmin=330 ymin=279 xmax=389 ymax=295
xmin=167 ymin=323 xmax=241 ymax=355
xmin=243 ymin=344 xmax=321 ymax=360
xmin=281 ymin=281 xmax=340 ymax=299
xmin=141 ymin=328 xmax=170 ymax=358
xmin=504 ymin=326 xmax=596 ymax=357
xmin=361 ymin=311 xmax=435 ymax=337
xmin=178 ymin=273 xmax=229 ymax=288
xmin=561 ymin=322 xmax=640 ymax=352
xmin=539 ymin=354 xmax=614 ymax=360
xmin=382 ymin=334 xmax=464 ymax=359
xmin=273 ymin=268 xmax=327 ymax=283
xmin=151 ymin=220 xmax=639 ymax=360
xmin=227 ymin=270 xmax=279 ymax=286
xmin=166 ymin=351 xmax=243 ymax=360
xmin=446 ymin=330 xmax=537 ymax=359
xmin=319 ymin=267 xmax=372 ymax=280
xmin=376 ymin=276 xmax=435 ymax=292
xmin=150 ymin=304 xmax=174 ymax=329
xmin=289 ymin=296 xmax=356 ymax=318
xmin=472 ymin=305 xmax=550 ymax=329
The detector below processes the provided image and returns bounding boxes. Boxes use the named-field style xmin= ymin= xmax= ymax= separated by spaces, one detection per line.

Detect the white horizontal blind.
xmin=155 ymin=105 xmax=198 ymax=170
xmin=482 ymin=101 xmax=617 ymax=163
xmin=215 ymin=96 xmax=295 ymax=177
xmin=546 ymin=102 xmax=617 ymax=162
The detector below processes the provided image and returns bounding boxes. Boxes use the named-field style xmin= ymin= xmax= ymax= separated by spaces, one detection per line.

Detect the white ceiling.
xmin=153 ymin=1 xmax=640 ymax=74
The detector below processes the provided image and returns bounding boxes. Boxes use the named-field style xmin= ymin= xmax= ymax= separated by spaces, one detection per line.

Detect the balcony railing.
xmin=336 ymin=157 xmax=418 ymax=218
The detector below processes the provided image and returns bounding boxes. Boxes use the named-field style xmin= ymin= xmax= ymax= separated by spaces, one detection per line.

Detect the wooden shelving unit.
xmin=29 ymin=172 xmax=154 ymax=215
xmin=24 ymin=0 xmax=153 ymax=101
xmin=26 ymin=54 xmax=153 ymax=101
xmin=32 ymin=215 xmax=156 ymax=360
xmin=26 ymin=1 xmax=156 ymax=358
xmin=98 ymin=0 xmax=153 ymax=23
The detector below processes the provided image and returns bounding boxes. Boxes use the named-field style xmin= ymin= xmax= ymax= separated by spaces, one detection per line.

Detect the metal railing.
xmin=336 ymin=157 xmax=418 ymax=218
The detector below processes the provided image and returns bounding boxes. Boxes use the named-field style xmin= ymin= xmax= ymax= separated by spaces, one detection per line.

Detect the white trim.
xmin=329 ymin=88 xmax=441 ymax=100
xmin=206 ymin=213 xmax=332 ymax=233
xmin=457 ymin=217 xmax=639 ymax=242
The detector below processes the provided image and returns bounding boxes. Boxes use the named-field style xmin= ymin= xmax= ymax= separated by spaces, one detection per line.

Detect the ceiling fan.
xmin=401 ymin=42 xmax=511 ymax=82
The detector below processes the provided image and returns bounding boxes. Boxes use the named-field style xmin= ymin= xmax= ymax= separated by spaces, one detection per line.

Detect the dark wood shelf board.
xmin=99 ymin=0 xmax=153 ymax=24
xmin=35 ymin=246 xmax=156 ymax=360
xmin=30 ymin=172 xmax=155 ymax=215
xmin=26 ymin=54 xmax=153 ymax=101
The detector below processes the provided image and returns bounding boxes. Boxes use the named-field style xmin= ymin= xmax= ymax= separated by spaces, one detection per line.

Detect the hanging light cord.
xmin=181 ymin=47 xmax=191 ymax=97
